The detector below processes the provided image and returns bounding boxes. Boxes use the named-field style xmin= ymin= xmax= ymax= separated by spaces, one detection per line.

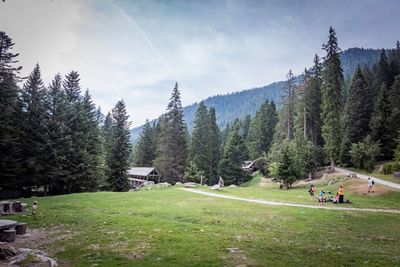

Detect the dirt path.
xmin=179 ymin=188 xmax=400 ymax=214
xmin=335 ymin=167 xmax=400 ymax=190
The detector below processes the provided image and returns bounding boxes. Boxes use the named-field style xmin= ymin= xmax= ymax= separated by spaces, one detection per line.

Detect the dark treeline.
xmin=134 ymin=27 xmax=400 ymax=188
xmin=0 ymin=31 xmax=131 ymax=196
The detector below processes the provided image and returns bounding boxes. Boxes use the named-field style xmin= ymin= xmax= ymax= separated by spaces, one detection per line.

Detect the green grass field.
xmin=5 ymin=176 xmax=400 ymax=267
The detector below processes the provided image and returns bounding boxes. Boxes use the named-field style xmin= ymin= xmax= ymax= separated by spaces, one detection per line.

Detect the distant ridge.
xmin=131 ymin=47 xmax=384 ymax=143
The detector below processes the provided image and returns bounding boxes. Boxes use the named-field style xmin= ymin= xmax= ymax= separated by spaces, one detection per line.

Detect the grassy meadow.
xmin=5 ymin=175 xmax=400 ymax=267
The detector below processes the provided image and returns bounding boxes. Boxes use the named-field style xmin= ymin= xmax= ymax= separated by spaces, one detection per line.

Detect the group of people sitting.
xmin=308 ymin=185 xmax=351 ymax=204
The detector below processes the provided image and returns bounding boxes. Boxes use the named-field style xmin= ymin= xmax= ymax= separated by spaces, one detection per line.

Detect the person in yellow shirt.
xmin=338 ymin=185 xmax=344 ymax=203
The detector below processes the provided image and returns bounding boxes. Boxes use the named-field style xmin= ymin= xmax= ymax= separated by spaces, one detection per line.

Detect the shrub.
xmin=349 ymin=136 xmax=380 ymax=172
xmin=381 ymin=163 xmax=393 ymax=175
xmin=392 ymin=162 xmax=400 ymax=172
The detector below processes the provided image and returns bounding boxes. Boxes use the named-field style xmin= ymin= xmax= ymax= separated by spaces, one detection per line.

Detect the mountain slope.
xmin=131 ymin=47 xmax=385 ymax=143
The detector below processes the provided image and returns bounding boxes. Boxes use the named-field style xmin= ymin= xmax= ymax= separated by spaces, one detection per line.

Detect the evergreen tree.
xmin=388 ymin=75 xmax=400 ymax=150
xmin=218 ymin=122 xmax=249 ymax=185
xmin=239 ymin=114 xmax=251 ymax=139
xmin=81 ymin=89 xmax=102 ymax=191
xmin=247 ymin=101 xmax=278 ymax=159
xmin=208 ymin=107 xmax=220 ymax=184
xmin=342 ymin=66 xmax=373 ymax=162
xmin=63 ymin=71 xmax=86 ymax=192
xmin=184 ymin=161 xmax=205 ymax=184
xmin=64 ymin=71 xmax=81 ymax=103
xmin=304 ymin=55 xmax=323 ymax=146
xmin=282 ymin=69 xmax=296 ymax=140
xmin=134 ymin=119 xmax=155 ymax=166
xmin=321 ymin=27 xmax=344 ymax=167
xmin=44 ymin=74 xmax=69 ymax=193
xmin=0 ymin=31 xmax=22 ymax=75
xmin=276 ymin=140 xmax=298 ymax=188
xmin=107 ymin=100 xmax=132 ymax=191
xmin=370 ymin=83 xmax=392 ymax=158
xmin=0 ymin=32 xmax=22 ymax=188
xmin=190 ymin=102 xmax=211 ymax=178
xmin=154 ymin=83 xmax=188 ymax=183
xmin=19 ymin=64 xmax=48 ymax=188
xmin=374 ymin=50 xmax=393 ymax=89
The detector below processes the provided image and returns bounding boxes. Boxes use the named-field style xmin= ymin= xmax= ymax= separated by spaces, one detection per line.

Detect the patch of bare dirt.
xmin=259 ymin=178 xmax=274 ymax=187
xmin=347 ymin=180 xmax=394 ymax=196
xmin=13 ymin=225 xmax=77 ymax=254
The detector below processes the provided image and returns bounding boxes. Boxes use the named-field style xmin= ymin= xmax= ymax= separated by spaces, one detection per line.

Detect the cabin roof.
xmin=128 ymin=167 xmax=158 ymax=177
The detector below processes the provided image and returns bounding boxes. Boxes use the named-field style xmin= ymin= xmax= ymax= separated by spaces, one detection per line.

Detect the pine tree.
xmin=64 ymin=71 xmax=81 ymax=103
xmin=282 ymin=69 xmax=296 ymax=140
xmin=44 ymin=74 xmax=69 ymax=193
xmin=321 ymin=27 xmax=344 ymax=167
xmin=247 ymin=101 xmax=278 ymax=159
xmin=342 ymin=66 xmax=373 ymax=162
xmin=239 ymin=114 xmax=251 ymax=139
xmin=107 ymin=100 xmax=132 ymax=191
xmin=63 ymin=71 xmax=86 ymax=192
xmin=184 ymin=161 xmax=205 ymax=184
xmin=218 ymin=122 xmax=249 ymax=185
xmin=81 ymin=89 xmax=102 ymax=191
xmin=370 ymin=83 xmax=392 ymax=158
xmin=19 ymin=64 xmax=49 ymax=189
xmin=388 ymin=75 xmax=400 ymax=151
xmin=374 ymin=50 xmax=392 ymax=89
xmin=0 ymin=32 xmax=22 ymax=188
xmin=304 ymin=55 xmax=323 ymax=146
xmin=189 ymin=102 xmax=212 ymax=178
xmin=208 ymin=107 xmax=220 ymax=184
xmin=134 ymin=119 xmax=155 ymax=167
xmin=0 ymin=31 xmax=22 ymax=75
xmin=276 ymin=140 xmax=298 ymax=188
xmin=154 ymin=83 xmax=188 ymax=183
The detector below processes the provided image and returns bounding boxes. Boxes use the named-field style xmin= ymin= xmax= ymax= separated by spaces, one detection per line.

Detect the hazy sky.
xmin=1 ymin=0 xmax=399 ymax=126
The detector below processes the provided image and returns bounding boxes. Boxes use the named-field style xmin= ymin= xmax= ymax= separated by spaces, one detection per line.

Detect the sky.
xmin=1 ymin=0 xmax=400 ymax=127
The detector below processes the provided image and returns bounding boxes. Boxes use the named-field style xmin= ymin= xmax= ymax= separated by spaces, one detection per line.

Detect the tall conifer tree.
xmin=154 ymin=83 xmax=188 ymax=183
xmin=107 ymin=100 xmax=132 ymax=191
xmin=190 ymin=102 xmax=211 ymax=177
xmin=134 ymin=119 xmax=155 ymax=167
xmin=321 ymin=27 xmax=344 ymax=167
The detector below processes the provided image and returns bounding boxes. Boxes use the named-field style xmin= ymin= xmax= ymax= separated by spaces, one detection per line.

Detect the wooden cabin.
xmin=127 ymin=167 xmax=160 ymax=189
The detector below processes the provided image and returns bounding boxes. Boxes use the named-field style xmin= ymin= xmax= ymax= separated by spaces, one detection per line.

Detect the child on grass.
xmin=32 ymin=201 xmax=38 ymax=220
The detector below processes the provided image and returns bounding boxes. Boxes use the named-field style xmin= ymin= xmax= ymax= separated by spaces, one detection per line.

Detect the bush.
xmin=349 ymin=136 xmax=380 ymax=172
xmin=392 ymin=162 xmax=400 ymax=172
xmin=381 ymin=163 xmax=393 ymax=175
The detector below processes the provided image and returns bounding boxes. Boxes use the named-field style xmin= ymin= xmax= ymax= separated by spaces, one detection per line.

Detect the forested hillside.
xmin=131 ymin=47 xmax=387 ymax=143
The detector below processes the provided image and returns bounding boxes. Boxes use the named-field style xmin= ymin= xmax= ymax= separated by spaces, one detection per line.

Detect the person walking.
xmin=338 ymin=185 xmax=344 ymax=203
xmin=367 ymin=177 xmax=374 ymax=193
xmin=32 ymin=201 xmax=38 ymax=220
xmin=308 ymin=184 xmax=316 ymax=201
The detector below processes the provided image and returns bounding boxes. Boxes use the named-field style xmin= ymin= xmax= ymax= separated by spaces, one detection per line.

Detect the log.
xmin=0 ymin=229 xmax=16 ymax=242
xmin=15 ymin=223 xmax=27 ymax=235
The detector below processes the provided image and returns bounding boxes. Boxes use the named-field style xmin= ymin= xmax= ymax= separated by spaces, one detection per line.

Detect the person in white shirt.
xmin=367 ymin=177 xmax=373 ymax=193
xmin=32 ymin=201 xmax=38 ymax=220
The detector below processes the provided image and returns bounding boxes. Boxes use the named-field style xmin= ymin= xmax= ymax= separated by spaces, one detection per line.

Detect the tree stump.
xmin=0 ymin=229 xmax=16 ymax=242
xmin=15 ymin=223 xmax=27 ymax=235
